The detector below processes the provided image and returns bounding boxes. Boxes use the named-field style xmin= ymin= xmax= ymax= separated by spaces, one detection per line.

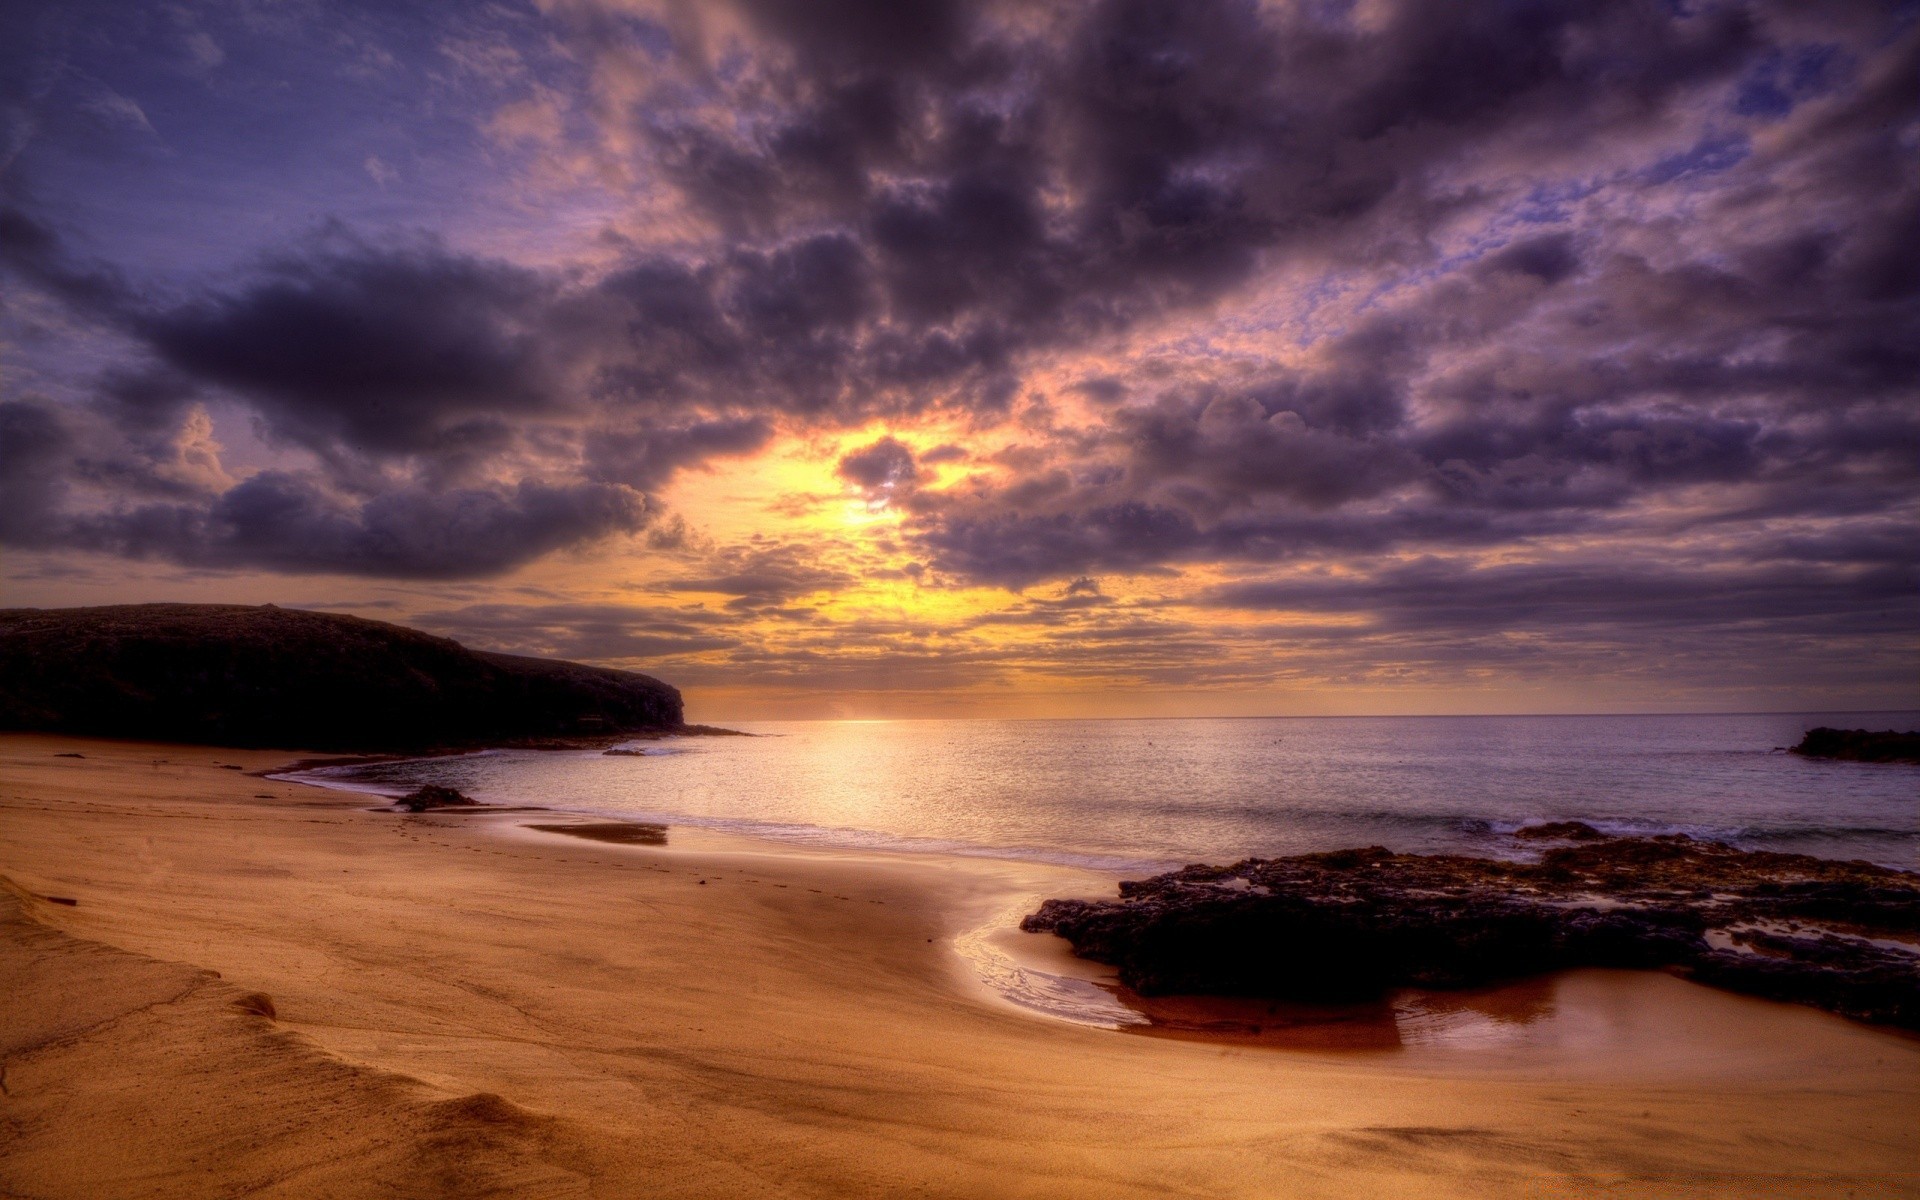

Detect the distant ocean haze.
xmin=294 ymin=713 xmax=1920 ymax=872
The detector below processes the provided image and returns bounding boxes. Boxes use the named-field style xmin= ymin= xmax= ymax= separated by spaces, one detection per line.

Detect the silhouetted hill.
xmin=0 ymin=604 xmax=683 ymax=752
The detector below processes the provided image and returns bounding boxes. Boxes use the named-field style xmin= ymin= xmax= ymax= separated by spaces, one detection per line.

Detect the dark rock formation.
xmin=0 ymin=604 xmax=683 ymax=752
xmin=1023 ymin=835 xmax=1920 ymax=1029
xmin=1511 ymin=821 xmax=1608 ymax=841
xmin=395 ymin=785 xmax=480 ymax=813
xmin=1790 ymin=727 xmax=1920 ymax=764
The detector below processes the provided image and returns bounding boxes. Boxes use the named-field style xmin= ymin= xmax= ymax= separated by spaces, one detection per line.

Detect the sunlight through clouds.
xmin=1 ymin=0 xmax=1913 ymax=717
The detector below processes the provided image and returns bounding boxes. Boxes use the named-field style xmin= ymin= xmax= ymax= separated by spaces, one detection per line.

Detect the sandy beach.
xmin=2 ymin=733 xmax=1916 ymax=1198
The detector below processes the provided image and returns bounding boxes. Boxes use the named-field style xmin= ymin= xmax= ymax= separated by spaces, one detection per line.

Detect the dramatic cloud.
xmin=837 ymin=435 xmax=919 ymax=494
xmin=412 ymin=602 xmax=740 ymax=662
xmin=0 ymin=399 xmax=73 ymax=545
xmin=1 ymin=0 xmax=1914 ymax=709
xmin=663 ymin=542 xmax=854 ymax=609
xmin=138 ymin=242 xmax=557 ymax=456
xmin=1203 ymin=558 xmax=1913 ymax=637
xmin=71 ymin=472 xmax=651 ymax=580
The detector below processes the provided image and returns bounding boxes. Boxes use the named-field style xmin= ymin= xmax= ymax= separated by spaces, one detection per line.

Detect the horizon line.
xmin=702 ymin=708 xmax=1920 ymax=724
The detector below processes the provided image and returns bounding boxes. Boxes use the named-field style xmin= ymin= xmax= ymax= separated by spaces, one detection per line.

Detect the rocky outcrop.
xmin=1790 ymin=727 xmax=1920 ymax=764
xmin=0 ymin=604 xmax=683 ymax=752
xmin=1023 ymin=831 xmax=1920 ymax=1029
xmin=1510 ymin=820 xmax=1608 ymax=841
xmin=394 ymin=785 xmax=480 ymax=812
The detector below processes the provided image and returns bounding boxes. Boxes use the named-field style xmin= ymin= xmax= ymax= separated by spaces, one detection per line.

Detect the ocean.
xmin=289 ymin=711 xmax=1919 ymax=872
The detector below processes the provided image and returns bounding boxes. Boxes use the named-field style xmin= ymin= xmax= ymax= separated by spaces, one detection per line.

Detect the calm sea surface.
xmin=294 ymin=712 xmax=1920 ymax=872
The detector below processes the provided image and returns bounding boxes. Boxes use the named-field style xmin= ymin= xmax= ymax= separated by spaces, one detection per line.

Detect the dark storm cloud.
xmin=0 ymin=222 xmax=763 ymax=575
xmin=631 ymin=0 xmax=1765 ymax=312
xmin=967 ymin=574 xmax=1118 ymax=623
xmin=919 ymin=443 xmax=969 ymax=465
xmin=1203 ymin=558 xmax=1915 ymax=637
xmin=911 ymin=492 xmax=1576 ymax=589
xmin=914 ymin=501 xmax=1205 ymax=586
xmin=1115 ymin=390 xmax=1421 ymax=509
xmin=584 ymin=415 xmax=776 ymax=489
xmin=508 ymin=0 xmax=1799 ymax=441
xmin=662 ymin=543 xmax=854 ymax=607
xmin=836 ymin=436 xmax=918 ymax=492
xmin=109 ymin=231 xmax=880 ymax=458
xmin=0 ymin=207 xmax=132 ymax=318
xmin=73 ymin=473 xmax=650 ymax=579
xmin=893 ymin=16 xmax=1919 ymax=591
xmin=0 ymin=399 xmax=73 ymax=545
xmin=411 ymin=602 xmax=740 ymax=662
xmin=92 ymin=366 xmax=200 ymax=435
xmin=0 ymin=0 xmax=1913 ymax=697
xmin=137 ymin=241 xmax=556 ymax=455
xmin=581 ymin=237 xmax=881 ymax=415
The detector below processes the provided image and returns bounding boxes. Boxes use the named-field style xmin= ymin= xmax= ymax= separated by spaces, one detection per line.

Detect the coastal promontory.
xmin=0 ymin=603 xmax=682 ymax=752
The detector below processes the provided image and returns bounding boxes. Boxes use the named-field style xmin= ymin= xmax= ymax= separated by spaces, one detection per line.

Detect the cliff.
xmin=0 ymin=604 xmax=683 ymax=752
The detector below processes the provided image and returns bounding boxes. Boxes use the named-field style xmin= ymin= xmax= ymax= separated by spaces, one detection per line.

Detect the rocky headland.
xmin=0 ymin=604 xmax=685 ymax=753
xmin=1024 ymin=827 xmax=1920 ymax=1029
xmin=1789 ymin=727 xmax=1920 ymax=764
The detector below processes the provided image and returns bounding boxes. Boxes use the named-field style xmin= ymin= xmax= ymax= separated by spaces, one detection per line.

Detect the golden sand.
xmin=2 ymin=733 xmax=1916 ymax=1197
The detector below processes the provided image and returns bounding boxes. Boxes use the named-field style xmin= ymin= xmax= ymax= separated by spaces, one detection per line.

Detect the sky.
xmin=1 ymin=0 xmax=1915 ymax=721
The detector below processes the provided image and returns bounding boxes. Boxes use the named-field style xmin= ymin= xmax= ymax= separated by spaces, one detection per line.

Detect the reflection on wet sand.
xmin=1107 ymin=967 xmax=1920 ymax=1079
xmin=524 ymin=821 xmax=669 ymax=846
xmin=1119 ymin=975 xmax=1564 ymax=1052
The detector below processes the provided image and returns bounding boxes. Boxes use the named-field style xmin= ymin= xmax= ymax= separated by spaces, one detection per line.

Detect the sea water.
xmin=292 ymin=711 xmax=1920 ymax=1038
xmin=291 ymin=711 xmax=1919 ymax=871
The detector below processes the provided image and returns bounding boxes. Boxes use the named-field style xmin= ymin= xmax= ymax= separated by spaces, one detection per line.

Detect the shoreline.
xmin=46 ymin=730 xmax=1920 ymax=1051
xmin=265 ymin=723 xmax=1920 ymax=877
xmin=4 ymin=732 xmax=1918 ymax=1197
xmin=273 ymin=749 xmax=1186 ymax=876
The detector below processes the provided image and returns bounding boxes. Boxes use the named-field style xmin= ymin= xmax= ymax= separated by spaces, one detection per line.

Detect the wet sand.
xmin=524 ymin=821 xmax=669 ymax=845
xmin=2 ymin=733 xmax=1917 ymax=1198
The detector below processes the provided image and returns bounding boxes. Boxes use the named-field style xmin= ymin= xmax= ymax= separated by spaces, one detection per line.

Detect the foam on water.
xmin=951 ymin=902 xmax=1147 ymax=1029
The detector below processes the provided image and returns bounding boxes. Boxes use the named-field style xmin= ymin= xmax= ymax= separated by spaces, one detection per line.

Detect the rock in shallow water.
xmin=1789 ymin=727 xmax=1920 ymax=764
xmin=1021 ymin=834 xmax=1920 ymax=1029
xmin=395 ymin=784 xmax=479 ymax=812
xmin=1510 ymin=820 xmax=1609 ymax=841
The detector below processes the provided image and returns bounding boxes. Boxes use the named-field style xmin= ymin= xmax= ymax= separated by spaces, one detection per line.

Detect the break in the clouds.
xmin=0 ymin=0 xmax=1914 ymax=713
